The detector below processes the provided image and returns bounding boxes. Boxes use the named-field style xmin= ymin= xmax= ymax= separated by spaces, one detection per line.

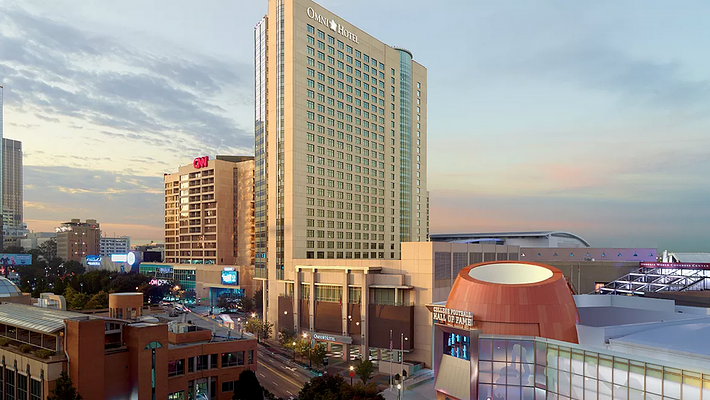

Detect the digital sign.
xmin=111 ymin=254 xmax=128 ymax=263
xmin=0 ymin=254 xmax=32 ymax=266
xmin=193 ymin=156 xmax=209 ymax=169
xmin=221 ymin=269 xmax=238 ymax=285
xmin=86 ymin=255 xmax=102 ymax=267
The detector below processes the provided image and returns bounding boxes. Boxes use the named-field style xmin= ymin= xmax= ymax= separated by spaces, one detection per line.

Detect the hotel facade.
xmin=255 ymin=0 xmax=429 ymax=346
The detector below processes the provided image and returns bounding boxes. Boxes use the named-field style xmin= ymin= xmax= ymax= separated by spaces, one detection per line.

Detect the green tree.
xmin=231 ymin=369 xmax=263 ymax=400
xmin=63 ymin=260 xmax=85 ymax=276
xmin=310 ymin=342 xmax=328 ymax=368
xmin=245 ymin=318 xmax=273 ymax=343
xmin=83 ymin=290 xmax=109 ymax=309
xmin=47 ymin=371 xmax=82 ymax=400
xmin=294 ymin=338 xmax=312 ymax=361
xmin=217 ymin=294 xmax=230 ymax=310
xmin=64 ymin=286 xmax=89 ymax=310
xmin=298 ymin=374 xmax=347 ymax=400
xmin=278 ymin=327 xmax=297 ymax=348
xmin=38 ymin=238 xmax=58 ymax=260
xmin=254 ymin=287 xmax=264 ymax=314
xmin=238 ymin=296 xmax=255 ymax=313
xmin=354 ymin=357 xmax=375 ymax=384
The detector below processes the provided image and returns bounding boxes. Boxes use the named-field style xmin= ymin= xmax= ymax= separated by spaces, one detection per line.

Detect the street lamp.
xmin=349 ymin=365 xmax=354 ymax=385
xmin=292 ymin=341 xmax=296 ymax=361
xmin=397 ymin=384 xmax=402 ymax=400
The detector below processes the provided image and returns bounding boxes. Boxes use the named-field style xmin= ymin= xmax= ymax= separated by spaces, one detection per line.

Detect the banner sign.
xmin=430 ymin=306 xmax=474 ymax=328
xmin=640 ymin=262 xmax=710 ymax=270
xmin=0 ymin=254 xmax=32 ymax=266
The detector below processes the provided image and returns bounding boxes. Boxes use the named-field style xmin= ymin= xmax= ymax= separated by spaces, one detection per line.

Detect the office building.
xmin=430 ymin=261 xmax=710 ymax=400
xmin=0 ymin=282 xmax=257 ymax=399
xmin=0 ymin=86 xmax=4 ymax=249
xmin=255 ymin=0 xmax=429 ymax=346
xmin=163 ymin=156 xmax=254 ymax=267
xmin=2 ymin=139 xmax=22 ymax=229
xmin=55 ymin=219 xmax=101 ymax=261
xmin=100 ymin=235 xmax=131 ymax=257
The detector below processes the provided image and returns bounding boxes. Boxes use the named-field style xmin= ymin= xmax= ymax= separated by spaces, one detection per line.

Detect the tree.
xmin=294 ymin=338 xmax=312 ymax=362
xmin=278 ymin=327 xmax=297 ymax=348
xmin=38 ymin=238 xmax=58 ymax=260
xmin=63 ymin=260 xmax=85 ymax=276
xmin=64 ymin=286 xmax=89 ymax=310
xmin=254 ymin=287 xmax=264 ymax=314
xmin=83 ymin=291 xmax=109 ymax=309
xmin=245 ymin=318 xmax=273 ymax=343
xmin=217 ymin=294 xmax=230 ymax=310
xmin=47 ymin=371 xmax=82 ymax=400
xmin=298 ymin=374 xmax=347 ymax=400
xmin=238 ymin=296 xmax=255 ymax=313
xmin=354 ymin=357 xmax=375 ymax=384
xmin=231 ymin=369 xmax=263 ymax=400
xmin=309 ymin=342 xmax=327 ymax=368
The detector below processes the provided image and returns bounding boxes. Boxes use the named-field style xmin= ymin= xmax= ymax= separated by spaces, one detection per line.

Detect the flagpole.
xmin=400 ymin=332 xmax=404 ymax=392
xmin=389 ymin=329 xmax=393 ymax=389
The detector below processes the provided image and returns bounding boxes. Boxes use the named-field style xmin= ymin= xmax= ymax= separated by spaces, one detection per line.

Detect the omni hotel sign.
xmin=306 ymin=7 xmax=359 ymax=44
xmin=431 ymin=306 xmax=474 ymax=328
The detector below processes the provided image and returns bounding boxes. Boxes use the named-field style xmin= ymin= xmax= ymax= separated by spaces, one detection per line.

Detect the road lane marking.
xmin=258 ymin=360 xmax=303 ymax=388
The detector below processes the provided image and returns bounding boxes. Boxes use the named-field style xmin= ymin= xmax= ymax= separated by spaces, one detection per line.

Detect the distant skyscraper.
xmin=56 ymin=219 xmax=101 ymax=261
xmin=2 ymin=139 xmax=23 ymax=234
xmin=253 ymin=0 xmax=429 ymax=275
xmin=0 ymin=86 xmax=4 ymax=250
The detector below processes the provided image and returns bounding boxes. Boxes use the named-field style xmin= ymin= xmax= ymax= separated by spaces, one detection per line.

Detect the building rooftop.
xmin=0 ymin=277 xmax=22 ymax=297
xmin=430 ymin=231 xmax=591 ymax=247
xmin=0 ymin=303 xmax=90 ymax=334
xmin=611 ymin=321 xmax=710 ymax=358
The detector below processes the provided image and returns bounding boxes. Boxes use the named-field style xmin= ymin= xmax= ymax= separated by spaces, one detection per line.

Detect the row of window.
xmin=0 ymin=368 xmax=42 ymax=400
xmin=306 ymin=251 xmax=392 ymax=260
xmin=168 ymin=351 xmax=254 ymax=377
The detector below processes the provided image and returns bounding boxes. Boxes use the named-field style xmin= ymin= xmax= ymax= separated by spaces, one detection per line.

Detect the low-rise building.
xmin=0 ymin=283 xmax=257 ymax=399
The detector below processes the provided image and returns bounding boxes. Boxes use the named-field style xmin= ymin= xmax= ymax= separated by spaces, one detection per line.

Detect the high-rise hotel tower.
xmin=255 ymin=0 xmax=428 ymax=327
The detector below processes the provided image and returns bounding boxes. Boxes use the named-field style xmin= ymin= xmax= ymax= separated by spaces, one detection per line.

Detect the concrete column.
xmin=394 ymin=287 xmax=399 ymax=305
xmin=294 ymin=269 xmax=301 ymax=333
xmin=342 ymin=269 xmax=349 ymax=361
xmin=309 ymin=269 xmax=315 ymax=333
xmin=361 ymin=271 xmax=369 ymax=359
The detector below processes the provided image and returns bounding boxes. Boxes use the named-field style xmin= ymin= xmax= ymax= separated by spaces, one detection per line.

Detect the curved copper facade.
xmin=445 ymin=261 xmax=579 ymax=343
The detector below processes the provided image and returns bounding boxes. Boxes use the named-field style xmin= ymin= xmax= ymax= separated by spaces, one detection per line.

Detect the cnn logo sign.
xmin=193 ymin=156 xmax=209 ymax=169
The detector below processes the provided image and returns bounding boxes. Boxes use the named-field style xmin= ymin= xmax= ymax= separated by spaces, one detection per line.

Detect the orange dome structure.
xmin=445 ymin=261 xmax=579 ymax=343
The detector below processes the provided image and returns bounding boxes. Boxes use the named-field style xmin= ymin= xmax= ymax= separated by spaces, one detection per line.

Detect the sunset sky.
xmin=1 ymin=0 xmax=709 ymax=250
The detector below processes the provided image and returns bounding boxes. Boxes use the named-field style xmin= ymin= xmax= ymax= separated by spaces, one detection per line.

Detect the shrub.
xmin=33 ymin=349 xmax=56 ymax=359
xmin=19 ymin=344 xmax=33 ymax=353
xmin=0 ymin=337 xmax=10 ymax=346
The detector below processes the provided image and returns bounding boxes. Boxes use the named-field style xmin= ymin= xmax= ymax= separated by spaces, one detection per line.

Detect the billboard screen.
xmin=221 ymin=269 xmax=238 ymax=285
xmin=86 ymin=255 xmax=102 ymax=266
xmin=0 ymin=254 xmax=32 ymax=266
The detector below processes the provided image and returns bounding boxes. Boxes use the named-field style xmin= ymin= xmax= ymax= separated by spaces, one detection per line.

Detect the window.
xmin=222 ymin=351 xmax=245 ymax=367
xmin=5 ymin=369 xmax=14 ymax=400
xmin=17 ymin=374 xmax=27 ymax=400
xmin=222 ymin=381 xmax=236 ymax=392
xmin=168 ymin=359 xmax=185 ymax=377
xmin=168 ymin=391 xmax=185 ymax=400
xmin=30 ymin=379 xmax=41 ymax=400
xmin=210 ymin=353 xmax=218 ymax=369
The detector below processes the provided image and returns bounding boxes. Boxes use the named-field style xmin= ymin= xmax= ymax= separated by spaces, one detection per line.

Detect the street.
xmin=153 ymin=307 xmax=314 ymax=399
xmin=257 ymin=344 xmax=315 ymax=399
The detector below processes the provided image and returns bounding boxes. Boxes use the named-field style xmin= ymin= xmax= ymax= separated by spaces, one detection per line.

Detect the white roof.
xmin=0 ymin=303 xmax=89 ymax=334
xmin=612 ymin=322 xmax=710 ymax=357
xmin=671 ymin=253 xmax=710 ymax=263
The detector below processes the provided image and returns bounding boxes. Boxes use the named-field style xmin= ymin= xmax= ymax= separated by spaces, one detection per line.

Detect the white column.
xmin=294 ymin=269 xmax=300 ymax=333
xmin=342 ymin=269 xmax=349 ymax=361
xmin=361 ymin=271 xmax=369 ymax=359
xmin=309 ymin=269 xmax=315 ymax=332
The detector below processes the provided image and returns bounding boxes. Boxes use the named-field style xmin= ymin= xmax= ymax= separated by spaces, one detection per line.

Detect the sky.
xmin=1 ymin=0 xmax=709 ymax=250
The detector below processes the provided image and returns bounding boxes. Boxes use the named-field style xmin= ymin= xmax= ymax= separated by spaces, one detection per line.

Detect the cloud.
xmin=0 ymin=5 xmax=254 ymax=157
xmin=24 ymin=166 xmax=164 ymax=234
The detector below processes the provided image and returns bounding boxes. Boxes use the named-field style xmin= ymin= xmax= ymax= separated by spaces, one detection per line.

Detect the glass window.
xmin=30 ymin=379 xmax=41 ymax=400
xmin=222 ymin=351 xmax=245 ymax=367
xmin=6 ymin=369 xmax=14 ymax=400
xmin=168 ymin=391 xmax=185 ymax=400
xmin=168 ymin=359 xmax=185 ymax=377
xmin=222 ymin=381 xmax=236 ymax=392
xmin=17 ymin=374 xmax=26 ymax=400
